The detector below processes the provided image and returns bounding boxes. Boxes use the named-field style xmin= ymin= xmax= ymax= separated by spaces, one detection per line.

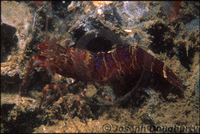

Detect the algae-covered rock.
xmin=1 ymin=1 xmax=199 ymax=133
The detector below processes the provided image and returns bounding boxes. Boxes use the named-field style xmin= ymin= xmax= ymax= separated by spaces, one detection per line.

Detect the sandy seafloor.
xmin=1 ymin=1 xmax=199 ymax=133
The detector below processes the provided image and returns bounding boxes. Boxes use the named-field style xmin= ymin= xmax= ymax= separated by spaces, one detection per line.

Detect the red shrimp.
xmin=19 ymin=1 xmax=184 ymax=133
xmin=19 ymin=40 xmax=184 ymax=132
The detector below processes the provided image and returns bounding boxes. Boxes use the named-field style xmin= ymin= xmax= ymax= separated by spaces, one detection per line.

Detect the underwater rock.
xmin=1 ymin=1 xmax=199 ymax=133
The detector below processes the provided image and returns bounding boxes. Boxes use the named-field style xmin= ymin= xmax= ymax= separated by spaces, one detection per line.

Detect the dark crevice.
xmin=147 ymin=22 xmax=174 ymax=57
xmin=178 ymin=46 xmax=196 ymax=71
xmin=1 ymin=24 xmax=18 ymax=62
xmin=75 ymin=29 xmax=122 ymax=52
xmin=86 ymin=37 xmax=113 ymax=52
xmin=73 ymin=27 xmax=86 ymax=43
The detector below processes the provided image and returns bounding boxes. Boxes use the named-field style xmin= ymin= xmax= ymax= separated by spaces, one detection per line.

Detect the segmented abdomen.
xmin=90 ymin=45 xmax=183 ymax=90
xmin=90 ymin=46 xmax=142 ymax=85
